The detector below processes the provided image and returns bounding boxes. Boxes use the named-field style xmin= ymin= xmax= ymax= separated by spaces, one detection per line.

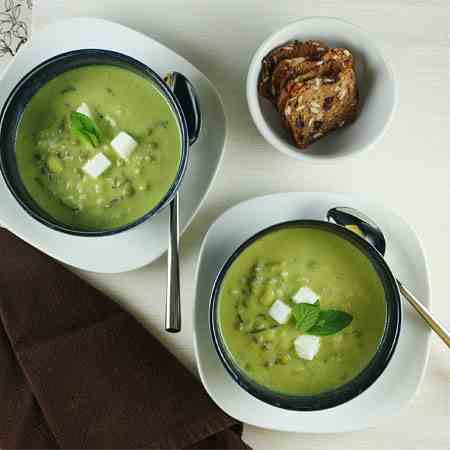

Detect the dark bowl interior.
xmin=0 ymin=49 xmax=189 ymax=236
xmin=209 ymin=220 xmax=401 ymax=411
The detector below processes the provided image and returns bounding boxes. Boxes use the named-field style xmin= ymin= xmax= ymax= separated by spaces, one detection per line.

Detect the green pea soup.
xmin=218 ymin=226 xmax=387 ymax=396
xmin=15 ymin=65 xmax=182 ymax=231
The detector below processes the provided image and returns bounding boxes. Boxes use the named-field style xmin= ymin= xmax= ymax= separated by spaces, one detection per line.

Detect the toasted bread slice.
xmin=275 ymin=48 xmax=354 ymax=112
xmin=271 ymin=57 xmax=328 ymax=100
xmin=281 ymin=65 xmax=359 ymax=149
xmin=258 ymin=40 xmax=328 ymax=101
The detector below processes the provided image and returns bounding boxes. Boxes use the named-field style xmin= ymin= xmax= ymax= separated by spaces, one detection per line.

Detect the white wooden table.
xmin=34 ymin=1 xmax=449 ymax=449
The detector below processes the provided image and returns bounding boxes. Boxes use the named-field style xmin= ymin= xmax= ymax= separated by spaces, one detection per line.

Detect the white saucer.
xmin=0 ymin=18 xmax=226 ymax=273
xmin=193 ymin=192 xmax=431 ymax=433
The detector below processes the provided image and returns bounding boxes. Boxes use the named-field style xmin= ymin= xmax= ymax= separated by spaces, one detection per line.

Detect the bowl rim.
xmin=209 ymin=219 xmax=402 ymax=411
xmin=246 ymin=16 xmax=398 ymax=165
xmin=0 ymin=48 xmax=190 ymax=237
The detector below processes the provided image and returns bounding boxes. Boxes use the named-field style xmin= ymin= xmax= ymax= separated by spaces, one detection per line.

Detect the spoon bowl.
xmin=327 ymin=207 xmax=450 ymax=348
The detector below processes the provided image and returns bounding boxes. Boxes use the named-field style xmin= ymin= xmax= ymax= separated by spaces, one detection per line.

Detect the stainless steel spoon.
xmin=164 ymin=72 xmax=201 ymax=333
xmin=327 ymin=206 xmax=450 ymax=348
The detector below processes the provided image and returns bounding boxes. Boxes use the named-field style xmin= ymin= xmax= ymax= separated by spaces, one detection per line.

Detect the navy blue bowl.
xmin=0 ymin=49 xmax=191 ymax=236
xmin=209 ymin=220 xmax=401 ymax=411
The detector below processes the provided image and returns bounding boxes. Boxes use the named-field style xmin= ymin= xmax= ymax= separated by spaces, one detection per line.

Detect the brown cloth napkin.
xmin=0 ymin=229 xmax=250 ymax=450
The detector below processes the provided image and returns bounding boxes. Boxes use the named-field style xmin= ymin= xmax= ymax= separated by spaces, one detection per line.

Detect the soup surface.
xmin=16 ymin=65 xmax=181 ymax=230
xmin=218 ymin=226 xmax=386 ymax=395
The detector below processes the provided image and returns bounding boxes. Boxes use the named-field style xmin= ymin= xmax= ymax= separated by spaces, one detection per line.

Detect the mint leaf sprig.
xmin=292 ymin=302 xmax=321 ymax=333
xmin=292 ymin=301 xmax=353 ymax=336
xmin=70 ymin=111 xmax=102 ymax=147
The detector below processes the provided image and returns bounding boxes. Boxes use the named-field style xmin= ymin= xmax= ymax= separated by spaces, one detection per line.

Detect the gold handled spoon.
xmin=328 ymin=207 xmax=450 ymax=348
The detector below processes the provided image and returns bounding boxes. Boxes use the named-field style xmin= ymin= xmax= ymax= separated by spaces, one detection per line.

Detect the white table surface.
xmin=33 ymin=1 xmax=449 ymax=449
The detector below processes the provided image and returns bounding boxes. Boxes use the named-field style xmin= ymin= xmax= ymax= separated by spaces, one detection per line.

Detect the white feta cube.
xmin=76 ymin=102 xmax=92 ymax=118
xmin=110 ymin=131 xmax=138 ymax=159
xmin=268 ymin=299 xmax=291 ymax=325
xmin=293 ymin=286 xmax=320 ymax=304
xmin=82 ymin=152 xmax=111 ymax=178
xmin=294 ymin=335 xmax=320 ymax=360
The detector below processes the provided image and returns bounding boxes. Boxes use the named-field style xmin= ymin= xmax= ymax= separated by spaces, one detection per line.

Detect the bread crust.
xmin=258 ymin=40 xmax=328 ymax=102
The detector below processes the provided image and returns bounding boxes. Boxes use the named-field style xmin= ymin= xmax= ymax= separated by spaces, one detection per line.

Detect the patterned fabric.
xmin=0 ymin=0 xmax=32 ymax=73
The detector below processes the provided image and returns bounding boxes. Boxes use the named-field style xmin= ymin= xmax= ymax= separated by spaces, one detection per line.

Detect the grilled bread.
xmin=276 ymin=48 xmax=354 ymax=114
xmin=259 ymin=41 xmax=359 ymax=150
xmin=258 ymin=40 xmax=328 ymax=102
xmin=281 ymin=66 xmax=358 ymax=149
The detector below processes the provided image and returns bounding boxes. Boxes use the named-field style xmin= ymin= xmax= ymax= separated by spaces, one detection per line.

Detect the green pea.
xmin=260 ymin=288 xmax=275 ymax=306
xmin=264 ymin=329 xmax=276 ymax=341
xmin=136 ymin=182 xmax=149 ymax=192
xmin=122 ymin=184 xmax=134 ymax=197
xmin=252 ymin=335 xmax=266 ymax=345
xmin=253 ymin=319 xmax=265 ymax=331
xmin=47 ymin=156 xmax=63 ymax=174
xmin=264 ymin=360 xmax=275 ymax=368
xmin=262 ymin=342 xmax=273 ymax=351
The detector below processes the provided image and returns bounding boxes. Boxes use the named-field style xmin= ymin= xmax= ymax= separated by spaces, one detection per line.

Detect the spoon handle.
xmin=163 ymin=72 xmax=201 ymax=333
xmin=165 ymin=192 xmax=181 ymax=332
xmin=397 ymin=279 xmax=450 ymax=347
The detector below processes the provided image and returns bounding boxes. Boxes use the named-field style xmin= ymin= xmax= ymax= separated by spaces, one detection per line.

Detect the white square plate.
xmin=193 ymin=192 xmax=431 ymax=432
xmin=0 ymin=18 xmax=226 ymax=273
